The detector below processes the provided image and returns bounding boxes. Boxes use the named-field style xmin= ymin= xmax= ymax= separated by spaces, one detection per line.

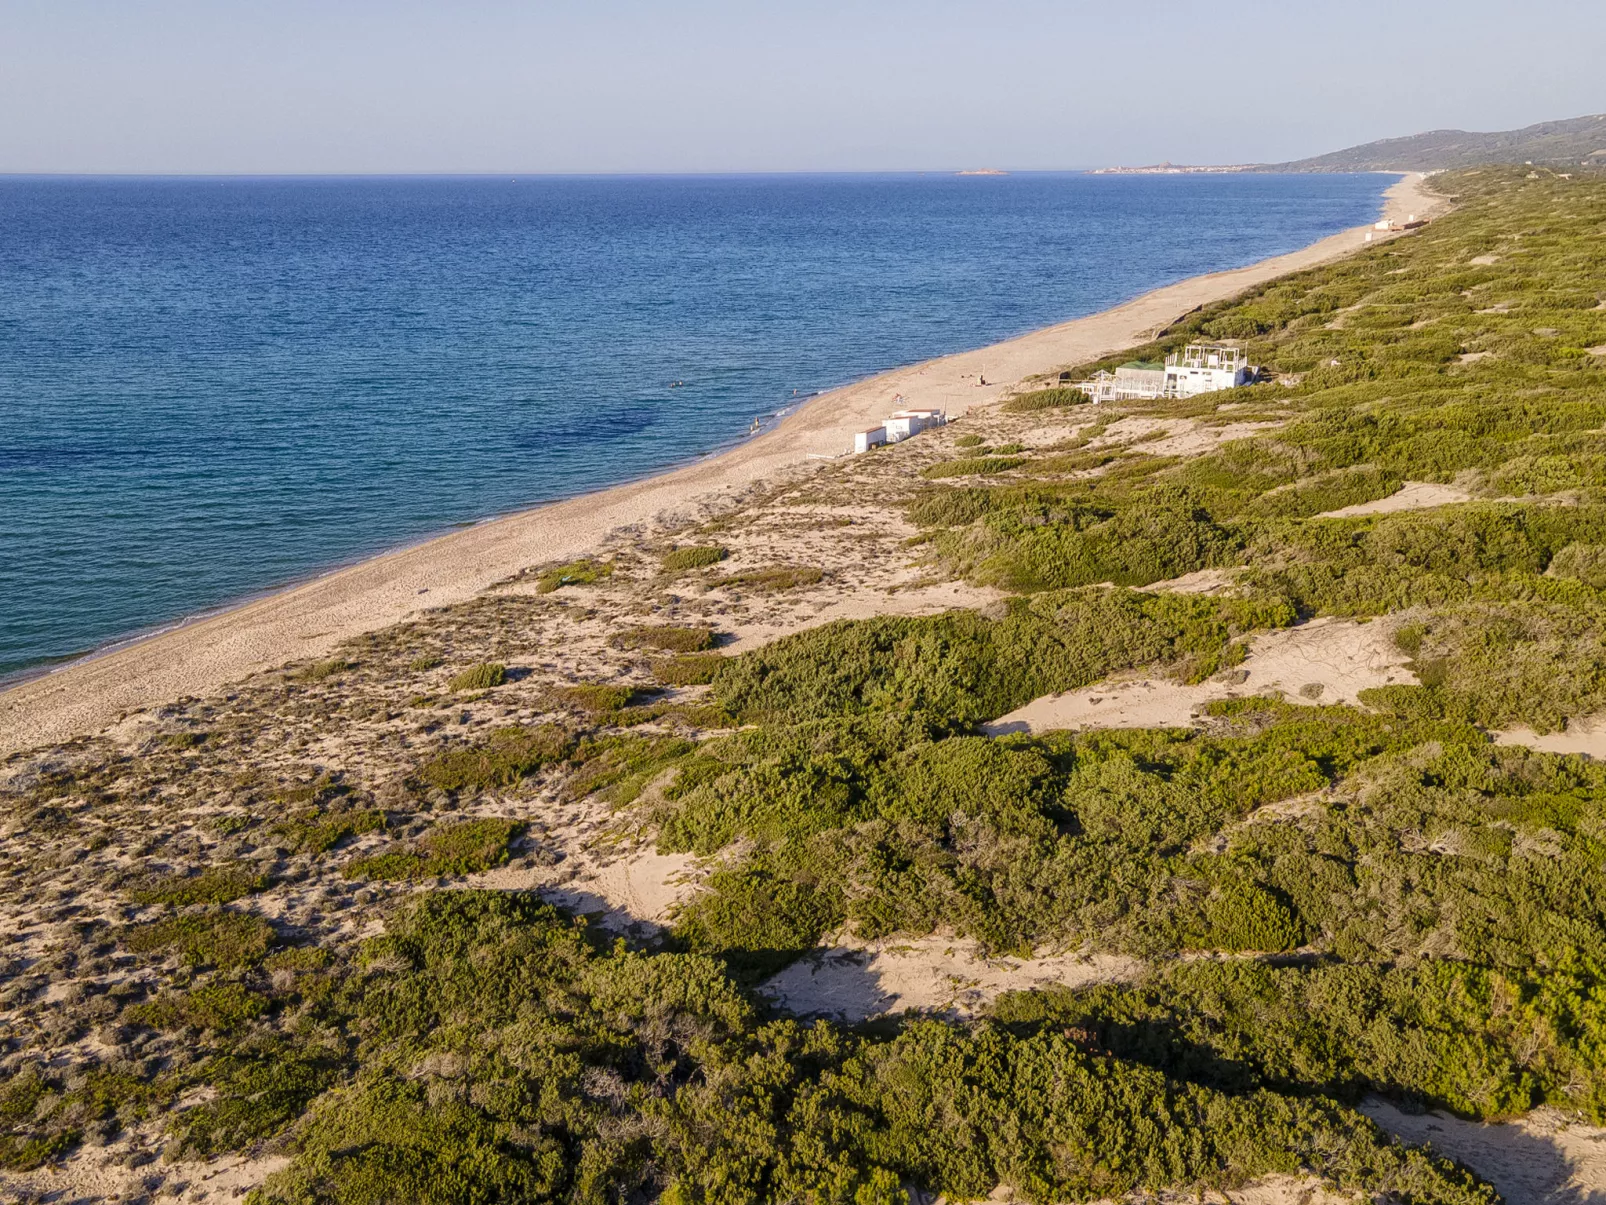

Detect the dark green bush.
xmin=661 ymin=544 xmax=729 ymax=573
xmin=448 ymin=661 xmax=506 ymax=691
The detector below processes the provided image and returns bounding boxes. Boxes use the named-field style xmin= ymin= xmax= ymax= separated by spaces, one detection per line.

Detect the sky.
xmin=2 ymin=0 xmax=1603 ymax=174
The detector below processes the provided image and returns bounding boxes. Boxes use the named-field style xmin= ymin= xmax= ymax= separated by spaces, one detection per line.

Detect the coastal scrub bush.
xmin=954 ymin=433 xmax=984 ymax=447
xmin=714 ymin=565 xmax=825 ymax=592
xmin=292 ymin=658 xmax=352 ymax=683
xmin=921 ymin=456 xmax=1025 ymax=478
xmin=448 ymin=661 xmax=505 ymax=691
xmin=551 ymin=682 xmax=637 ymax=714
xmin=415 ymin=724 xmax=572 ymax=794
xmin=652 ymin=653 xmax=727 ymax=686
xmin=1001 ymin=386 xmax=1090 ymax=413
xmin=124 ymin=909 xmax=278 ymax=969
xmin=128 ymin=864 xmax=269 ymax=907
xmin=535 ymin=557 xmax=613 ymax=592
xmin=610 ymin=623 xmax=717 ymax=653
xmin=272 ymin=805 xmax=386 ymax=854
xmin=660 ymin=544 xmax=728 ymax=573
xmin=343 ymin=817 xmax=522 ymax=880
xmin=234 ymin=890 xmax=1496 ymax=1205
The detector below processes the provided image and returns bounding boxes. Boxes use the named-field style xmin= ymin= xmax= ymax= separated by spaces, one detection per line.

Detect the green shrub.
xmin=714 ymin=565 xmax=825 ymax=592
xmin=611 ymin=624 xmax=717 ymax=653
xmin=125 ymin=982 xmax=269 ymax=1034
xmin=921 ymin=456 xmax=1025 ymax=478
xmin=273 ymin=806 xmax=386 ymax=854
xmin=124 ymin=910 xmax=278 ymax=969
xmin=954 ymin=433 xmax=984 ymax=447
xmin=293 ymin=658 xmax=352 ymax=683
xmin=660 ymin=545 xmax=728 ymax=573
xmin=552 ymin=682 xmax=637 ymax=714
xmin=344 ymin=818 xmax=522 ymax=880
xmin=535 ymin=558 xmax=614 ymax=592
xmin=653 ymin=654 xmax=727 ymax=686
xmin=128 ymin=864 xmax=269 ymax=906
xmin=1001 ymin=386 xmax=1089 ymax=413
xmin=416 ymin=724 xmax=572 ymax=794
xmin=448 ymin=661 xmax=506 ymax=692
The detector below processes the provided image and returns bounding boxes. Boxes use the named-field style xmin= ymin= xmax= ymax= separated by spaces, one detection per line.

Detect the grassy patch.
xmin=611 ymin=624 xmax=717 ymax=653
xmin=1001 ymin=386 xmax=1090 ymax=413
xmin=128 ymin=864 xmax=269 ymax=907
xmin=713 ymin=565 xmax=825 ymax=592
xmin=448 ymin=661 xmax=506 ymax=692
xmin=921 ymin=456 xmax=1026 ymax=478
xmin=124 ymin=909 xmax=278 ymax=969
xmin=660 ymin=544 xmax=729 ymax=573
xmin=416 ymin=724 xmax=573 ymax=794
xmin=535 ymin=558 xmax=614 ymax=593
xmin=343 ymin=818 xmax=523 ymax=880
xmin=652 ymin=653 xmax=727 ymax=686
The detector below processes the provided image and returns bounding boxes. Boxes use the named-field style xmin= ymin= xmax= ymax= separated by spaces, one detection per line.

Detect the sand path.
xmin=0 ymin=174 xmax=1443 ymax=757
xmin=984 ymin=617 xmax=1415 ymax=736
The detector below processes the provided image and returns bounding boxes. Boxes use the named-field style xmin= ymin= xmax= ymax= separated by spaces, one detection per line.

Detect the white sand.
xmin=1495 ymin=714 xmax=1606 ymax=760
xmin=985 ymin=617 xmax=1414 ymax=735
xmin=1315 ymin=480 xmax=1475 ymax=518
xmin=1364 ymin=1100 xmax=1606 ymax=1205
xmin=0 ymin=174 xmax=1444 ymax=758
xmin=758 ymin=935 xmax=1139 ymax=1022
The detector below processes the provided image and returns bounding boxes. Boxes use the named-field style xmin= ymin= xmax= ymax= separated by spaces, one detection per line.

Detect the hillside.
xmin=6 ymin=167 xmax=1606 ymax=1203
xmin=1267 ymin=113 xmax=1606 ymax=171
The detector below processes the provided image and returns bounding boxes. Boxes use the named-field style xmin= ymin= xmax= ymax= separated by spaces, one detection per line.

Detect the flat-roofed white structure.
xmin=854 ymin=426 xmax=888 ymax=454
xmin=1163 ymin=344 xmax=1251 ymax=397
xmin=884 ymin=408 xmax=946 ymax=442
xmin=1079 ymin=344 xmax=1253 ymax=403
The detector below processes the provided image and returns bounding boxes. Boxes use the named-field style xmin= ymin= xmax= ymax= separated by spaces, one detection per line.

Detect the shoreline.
xmin=0 ymin=172 xmax=1445 ymax=758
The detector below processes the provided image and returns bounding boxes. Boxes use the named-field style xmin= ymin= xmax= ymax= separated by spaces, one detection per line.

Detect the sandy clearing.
xmin=0 ymin=175 xmax=1443 ymax=759
xmin=1316 ymin=480 xmax=1476 ymax=518
xmin=1495 ymin=714 xmax=1606 ymax=760
xmin=759 ymin=935 xmax=1139 ymax=1022
xmin=1363 ymin=1100 xmax=1606 ymax=1205
xmin=0 ymin=1147 xmax=290 ymax=1205
xmin=718 ymin=578 xmax=1005 ymax=655
xmin=1141 ymin=420 xmax=1285 ymax=459
xmin=1144 ymin=567 xmax=1243 ymax=595
xmin=984 ymin=617 xmax=1413 ymax=735
xmin=477 ymin=838 xmax=702 ymax=934
xmin=1587 ymin=345 xmax=1606 ymax=356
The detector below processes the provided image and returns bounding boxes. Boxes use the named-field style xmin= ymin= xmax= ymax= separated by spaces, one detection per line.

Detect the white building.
xmin=854 ymin=426 xmax=888 ymax=454
xmin=884 ymin=408 xmax=946 ymax=442
xmin=1079 ymin=344 xmax=1253 ymax=403
xmin=1162 ymin=343 xmax=1251 ymax=397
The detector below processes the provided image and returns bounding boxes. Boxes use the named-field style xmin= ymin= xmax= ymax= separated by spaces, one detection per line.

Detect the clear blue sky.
xmin=3 ymin=0 xmax=1602 ymax=174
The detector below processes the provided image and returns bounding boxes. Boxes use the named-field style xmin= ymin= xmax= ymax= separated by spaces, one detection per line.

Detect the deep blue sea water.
xmin=0 ymin=172 xmax=1389 ymax=678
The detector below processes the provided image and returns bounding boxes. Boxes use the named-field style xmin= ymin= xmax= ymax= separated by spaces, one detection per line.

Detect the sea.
xmin=0 ymin=172 xmax=1390 ymax=679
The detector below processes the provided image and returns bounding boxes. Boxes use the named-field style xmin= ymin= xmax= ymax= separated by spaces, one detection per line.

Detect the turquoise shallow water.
xmin=0 ymin=172 xmax=1389 ymax=677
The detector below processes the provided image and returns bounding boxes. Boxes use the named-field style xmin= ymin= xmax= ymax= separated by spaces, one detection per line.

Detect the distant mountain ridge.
xmin=1264 ymin=114 xmax=1606 ymax=172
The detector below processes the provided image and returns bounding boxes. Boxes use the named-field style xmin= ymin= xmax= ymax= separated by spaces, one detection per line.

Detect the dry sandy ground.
xmin=984 ymin=617 xmax=1415 ymax=736
xmin=1363 ymin=1100 xmax=1606 ymax=1205
xmin=759 ymin=936 xmax=1139 ymax=1022
xmin=1316 ymin=480 xmax=1476 ymax=518
xmin=0 ymin=174 xmax=1443 ymax=759
xmin=1496 ymin=714 xmax=1606 ymax=761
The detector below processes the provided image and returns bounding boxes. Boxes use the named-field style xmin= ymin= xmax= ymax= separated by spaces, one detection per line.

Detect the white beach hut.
xmin=854 ymin=426 xmax=888 ymax=454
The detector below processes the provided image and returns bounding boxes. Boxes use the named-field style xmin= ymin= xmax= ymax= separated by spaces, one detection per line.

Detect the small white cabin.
xmin=854 ymin=426 xmax=888 ymax=454
xmin=884 ymin=408 xmax=946 ymax=442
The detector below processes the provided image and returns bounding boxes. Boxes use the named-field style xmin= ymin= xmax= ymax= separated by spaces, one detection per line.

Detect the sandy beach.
xmin=0 ymin=172 xmax=1444 ymax=758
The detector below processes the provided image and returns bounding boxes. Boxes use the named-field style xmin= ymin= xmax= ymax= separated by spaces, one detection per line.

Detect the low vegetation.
xmin=7 ymin=169 xmax=1606 ymax=1201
